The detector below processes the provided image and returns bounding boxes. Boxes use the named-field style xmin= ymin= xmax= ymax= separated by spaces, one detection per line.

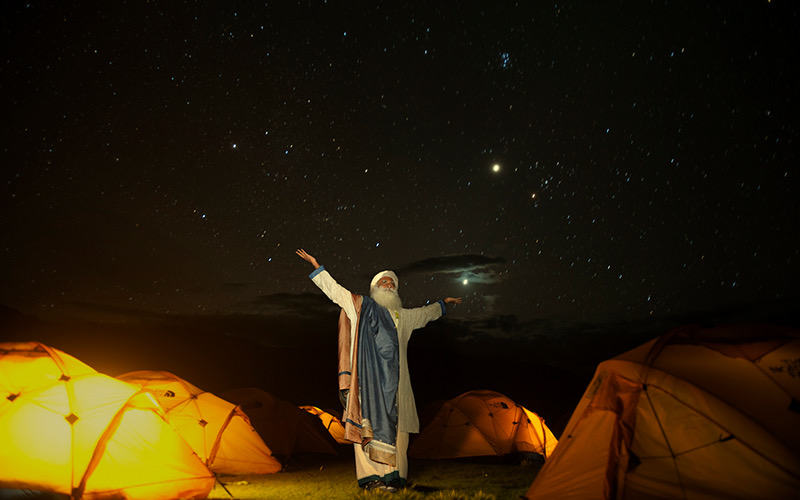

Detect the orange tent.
xmin=0 ymin=342 xmax=214 ymax=499
xmin=525 ymin=324 xmax=800 ymax=499
xmin=299 ymin=405 xmax=349 ymax=445
xmin=408 ymin=390 xmax=557 ymax=460
xmin=117 ymin=371 xmax=281 ymax=474
xmin=220 ymin=388 xmax=339 ymax=460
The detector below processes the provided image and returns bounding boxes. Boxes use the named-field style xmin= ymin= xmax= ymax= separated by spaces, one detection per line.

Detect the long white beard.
xmin=371 ymin=287 xmax=403 ymax=311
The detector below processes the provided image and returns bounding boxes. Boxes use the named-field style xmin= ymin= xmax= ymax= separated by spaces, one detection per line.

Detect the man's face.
xmin=371 ymin=275 xmax=402 ymax=310
xmin=376 ymin=276 xmax=396 ymax=290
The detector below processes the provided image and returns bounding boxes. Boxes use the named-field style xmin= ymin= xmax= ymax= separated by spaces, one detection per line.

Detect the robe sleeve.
xmin=310 ymin=266 xmax=358 ymax=322
xmin=404 ymin=300 xmax=446 ymax=331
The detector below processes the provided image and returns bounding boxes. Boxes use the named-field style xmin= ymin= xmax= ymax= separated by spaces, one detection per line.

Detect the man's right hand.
xmin=296 ymin=249 xmax=320 ymax=269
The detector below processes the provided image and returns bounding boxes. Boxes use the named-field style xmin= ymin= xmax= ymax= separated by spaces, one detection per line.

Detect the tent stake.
xmin=215 ymin=475 xmax=234 ymax=498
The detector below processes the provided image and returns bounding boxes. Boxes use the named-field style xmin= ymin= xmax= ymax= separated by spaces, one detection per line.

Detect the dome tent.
xmin=0 ymin=342 xmax=214 ymax=499
xmin=299 ymin=405 xmax=349 ymax=445
xmin=117 ymin=371 xmax=281 ymax=475
xmin=220 ymin=387 xmax=339 ymax=460
xmin=525 ymin=324 xmax=800 ymax=499
xmin=409 ymin=389 xmax=557 ymax=460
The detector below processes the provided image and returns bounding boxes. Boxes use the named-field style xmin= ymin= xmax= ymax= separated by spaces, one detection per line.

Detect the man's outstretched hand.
xmin=296 ymin=249 xmax=320 ymax=269
xmin=443 ymin=297 xmax=462 ymax=305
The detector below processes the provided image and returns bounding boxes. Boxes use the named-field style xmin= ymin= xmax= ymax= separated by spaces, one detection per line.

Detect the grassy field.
xmin=208 ymin=452 xmax=541 ymax=500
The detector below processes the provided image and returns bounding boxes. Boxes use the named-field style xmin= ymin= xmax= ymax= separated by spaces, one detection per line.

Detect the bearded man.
xmin=296 ymin=249 xmax=461 ymax=492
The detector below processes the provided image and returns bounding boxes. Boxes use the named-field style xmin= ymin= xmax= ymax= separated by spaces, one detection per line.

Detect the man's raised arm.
xmin=296 ymin=248 xmax=358 ymax=319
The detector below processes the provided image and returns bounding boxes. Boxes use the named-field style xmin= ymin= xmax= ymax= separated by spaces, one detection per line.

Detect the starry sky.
xmin=2 ymin=1 xmax=798 ymax=331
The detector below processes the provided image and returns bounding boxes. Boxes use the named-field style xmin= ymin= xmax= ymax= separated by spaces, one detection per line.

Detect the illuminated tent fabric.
xmin=299 ymin=405 xmax=349 ymax=445
xmin=525 ymin=324 xmax=800 ymax=500
xmin=117 ymin=371 xmax=281 ymax=474
xmin=0 ymin=342 xmax=214 ymax=499
xmin=220 ymin=388 xmax=339 ymax=459
xmin=408 ymin=390 xmax=558 ymax=460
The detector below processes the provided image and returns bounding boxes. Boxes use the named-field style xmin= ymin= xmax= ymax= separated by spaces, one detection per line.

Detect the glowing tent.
xmin=117 ymin=371 xmax=281 ymax=474
xmin=408 ymin=390 xmax=557 ymax=460
xmin=525 ymin=324 xmax=800 ymax=499
xmin=299 ymin=405 xmax=349 ymax=445
xmin=0 ymin=342 xmax=214 ymax=499
xmin=221 ymin=388 xmax=339 ymax=460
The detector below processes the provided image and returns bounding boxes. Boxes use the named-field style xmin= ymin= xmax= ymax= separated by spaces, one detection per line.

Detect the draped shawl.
xmin=338 ymin=295 xmax=400 ymax=466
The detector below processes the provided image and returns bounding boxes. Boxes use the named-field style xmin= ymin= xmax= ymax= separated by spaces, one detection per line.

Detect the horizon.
xmin=2 ymin=296 xmax=799 ymax=438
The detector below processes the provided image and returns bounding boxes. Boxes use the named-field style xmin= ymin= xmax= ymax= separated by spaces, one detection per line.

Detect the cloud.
xmin=245 ymin=292 xmax=340 ymax=317
xmin=396 ymin=255 xmax=506 ymax=284
xmin=443 ymin=314 xmax=554 ymax=340
xmin=56 ymin=301 xmax=175 ymax=323
xmin=221 ymin=282 xmax=250 ymax=289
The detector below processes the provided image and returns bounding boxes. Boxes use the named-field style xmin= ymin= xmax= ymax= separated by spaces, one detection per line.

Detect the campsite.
xmin=3 ymin=0 xmax=798 ymax=497
xmin=2 ymin=302 xmax=799 ymax=499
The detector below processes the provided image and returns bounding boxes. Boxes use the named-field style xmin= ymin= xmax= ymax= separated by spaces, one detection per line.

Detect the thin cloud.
xmin=58 ymin=300 xmax=172 ymax=322
xmin=247 ymin=292 xmax=339 ymax=317
xmin=397 ymin=255 xmax=506 ymax=284
xmin=221 ymin=282 xmax=250 ymax=289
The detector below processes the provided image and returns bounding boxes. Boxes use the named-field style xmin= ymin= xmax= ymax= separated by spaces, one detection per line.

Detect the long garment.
xmin=310 ymin=266 xmax=446 ymax=485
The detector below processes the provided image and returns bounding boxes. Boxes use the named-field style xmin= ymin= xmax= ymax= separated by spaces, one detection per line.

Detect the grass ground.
xmin=208 ymin=452 xmax=541 ymax=500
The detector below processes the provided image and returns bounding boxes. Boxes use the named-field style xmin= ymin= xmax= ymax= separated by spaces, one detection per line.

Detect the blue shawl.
xmin=356 ymin=296 xmax=400 ymax=465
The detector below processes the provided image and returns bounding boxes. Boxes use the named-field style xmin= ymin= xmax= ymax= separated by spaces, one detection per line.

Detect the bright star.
xmin=492 ymin=164 xmax=501 ymax=173
xmin=462 ymin=279 xmax=469 ymax=285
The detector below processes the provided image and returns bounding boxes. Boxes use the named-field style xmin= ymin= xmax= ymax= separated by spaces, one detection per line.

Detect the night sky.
xmin=2 ymin=1 xmax=798 ymax=331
